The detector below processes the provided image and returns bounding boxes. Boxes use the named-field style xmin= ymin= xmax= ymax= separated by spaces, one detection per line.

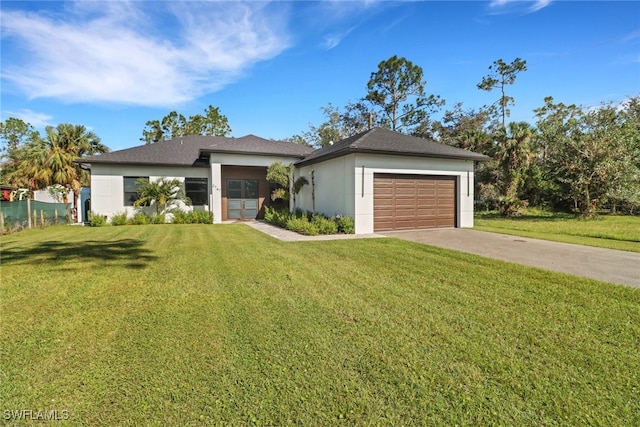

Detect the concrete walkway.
xmin=245 ymin=221 xmax=639 ymax=287
xmin=382 ymin=228 xmax=640 ymax=288
xmin=245 ymin=220 xmax=381 ymax=242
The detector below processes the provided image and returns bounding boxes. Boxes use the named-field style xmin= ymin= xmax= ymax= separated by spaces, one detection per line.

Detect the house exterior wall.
xmin=88 ymin=151 xmax=476 ymax=231
xmin=90 ymin=164 xmax=210 ymax=220
xmin=90 ymin=154 xmax=302 ymax=223
xmin=296 ymin=153 xmax=476 ymax=234
xmin=295 ymin=154 xmax=356 ymax=218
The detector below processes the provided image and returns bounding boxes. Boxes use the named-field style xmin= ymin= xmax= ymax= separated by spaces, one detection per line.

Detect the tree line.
xmin=0 ymin=120 xmax=107 ymax=214
xmin=286 ymin=56 xmax=640 ymax=217
xmin=2 ymin=55 xmax=638 ymax=217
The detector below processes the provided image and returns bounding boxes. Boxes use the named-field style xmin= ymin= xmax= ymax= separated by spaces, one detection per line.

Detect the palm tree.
xmin=457 ymin=129 xmax=491 ymax=153
xmin=32 ymin=124 xmax=108 ymax=220
xmin=495 ymin=121 xmax=534 ymax=215
xmin=134 ymin=178 xmax=189 ymax=216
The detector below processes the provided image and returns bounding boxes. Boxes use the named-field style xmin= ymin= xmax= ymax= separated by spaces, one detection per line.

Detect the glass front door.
xmin=227 ymin=179 xmax=259 ymax=219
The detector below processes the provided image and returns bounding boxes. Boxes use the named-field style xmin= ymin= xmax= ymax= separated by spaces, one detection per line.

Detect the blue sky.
xmin=1 ymin=1 xmax=639 ymax=151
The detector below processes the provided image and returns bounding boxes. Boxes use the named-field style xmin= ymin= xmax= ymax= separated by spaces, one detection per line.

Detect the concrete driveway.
xmin=381 ymin=229 xmax=640 ymax=288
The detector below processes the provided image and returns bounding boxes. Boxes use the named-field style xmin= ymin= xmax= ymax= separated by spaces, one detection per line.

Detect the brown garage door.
xmin=374 ymin=174 xmax=456 ymax=231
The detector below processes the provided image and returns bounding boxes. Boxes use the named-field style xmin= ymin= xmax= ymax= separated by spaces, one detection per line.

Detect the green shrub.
xmin=171 ymin=210 xmax=188 ymax=224
xmin=189 ymin=210 xmax=213 ymax=224
xmin=265 ymin=207 xmax=354 ymax=235
xmin=293 ymin=207 xmax=310 ymax=220
xmin=88 ymin=211 xmax=108 ymax=227
xmin=264 ymin=206 xmax=291 ymax=228
xmin=336 ymin=215 xmax=355 ymax=234
xmin=129 ymin=212 xmax=152 ymax=225
xmin=171 ymin=209 xmax=213 ymax=224
xmin=110 ymin=212 xmax=129 ymax=226
xmin=152 ymin=214 xmax=166 ymax=224
xmin=312 ymin=215 xmax=338 ymax=235
xmin=285 ymin=216 xmax=319 ymax=236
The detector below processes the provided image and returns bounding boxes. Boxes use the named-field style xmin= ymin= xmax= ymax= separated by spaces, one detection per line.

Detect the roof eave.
xmin=295 ymin=146 xmax=352 ymax=167
xmin=353 ymin=147 xmax=489 ymax=161
xmin=201 ymin=148 xmax=309 ymax=159
xmin=295 ymin=146 xmax=489 ymax=166
xmin=76 ymin=159 xmax=206 ymax=168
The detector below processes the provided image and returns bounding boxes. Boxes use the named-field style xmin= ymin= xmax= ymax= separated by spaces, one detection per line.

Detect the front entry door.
xmin=227 ymin=179 xmax=259 ymax=219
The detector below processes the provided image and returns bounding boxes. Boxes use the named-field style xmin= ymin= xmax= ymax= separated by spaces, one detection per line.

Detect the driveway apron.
xmin=381 ymin=229 xmax=640 ymax=288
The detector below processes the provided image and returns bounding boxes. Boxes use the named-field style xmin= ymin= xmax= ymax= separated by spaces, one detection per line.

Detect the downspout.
xmin=290 ymin=171 xmax=295 ymax=209
xmin=311 ymin=170 xmax=315 ymax=213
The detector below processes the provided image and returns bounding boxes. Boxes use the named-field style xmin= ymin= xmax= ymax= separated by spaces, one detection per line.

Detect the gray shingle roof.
xmin=79 ymin=135 xmax=314 ymax=167
xmin=79 ymin=129 xmax=489 ymax=168
xmin=202 ymin=134 xmax=314 ymax=157
xmin=295 ymin=127 xmax=490 ymax=166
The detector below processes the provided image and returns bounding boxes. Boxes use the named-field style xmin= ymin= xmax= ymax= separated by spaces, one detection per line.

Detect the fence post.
xmin=27 ymin=198 xmax=32 ymax=229
xmin=0 ymin=211 xmax=4 ymax=233
xmin=41 ymin=210 xmax=44 ymax=227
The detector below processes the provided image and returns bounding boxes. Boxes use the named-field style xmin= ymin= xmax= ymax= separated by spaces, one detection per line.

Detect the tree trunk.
xmin=71 ymin=189 xmax=80 ymax=222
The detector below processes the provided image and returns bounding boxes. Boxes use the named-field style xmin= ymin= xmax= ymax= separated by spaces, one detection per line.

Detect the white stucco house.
xmin=78 ymin=128 xmax=488 ymax=234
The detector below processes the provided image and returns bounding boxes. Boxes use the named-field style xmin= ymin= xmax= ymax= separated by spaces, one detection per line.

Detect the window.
xmin=227 ymin=179 xmax=259 ymax=219
xmin=227 ymin=179 xmax=258 ymax=199
xmin=185 ymin=178 xmax=208 ymax=206
xmin=124 ymin=176 xmax=148 ymax=206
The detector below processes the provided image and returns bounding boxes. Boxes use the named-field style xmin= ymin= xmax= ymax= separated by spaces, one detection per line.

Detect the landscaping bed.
xmin=264 ymin=206 xmax=354 ymax=236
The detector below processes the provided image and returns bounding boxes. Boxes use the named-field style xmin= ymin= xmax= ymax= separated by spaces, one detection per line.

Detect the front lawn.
xmin=475 ymin=211 xmax=640 ymax=252
xmin=1 ymin=225 xmax=639 ymax=425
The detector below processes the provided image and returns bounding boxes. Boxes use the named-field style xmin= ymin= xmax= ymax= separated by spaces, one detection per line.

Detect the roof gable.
xmin=295 ymin=128 xmax=490 ymax=166
xmin=202 ymin=134 xmax=314 ymax=157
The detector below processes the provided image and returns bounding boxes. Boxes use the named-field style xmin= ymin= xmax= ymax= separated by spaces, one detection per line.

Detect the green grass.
xmin=475 ymin=211 xmax=640 ymax=252
xmin=1 ymin=225 xmax=639 ymax=425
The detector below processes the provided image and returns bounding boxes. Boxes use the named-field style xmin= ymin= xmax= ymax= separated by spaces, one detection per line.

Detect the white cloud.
xmin=322 ymin=27 xmax=356 ymax=50
xmin=488 ymin=0 xmax=553 ymax=15
xmin=2 ymin=109 xmax=54 ymax=129
xmin=0 ymin=1 xmax=291 ymax=107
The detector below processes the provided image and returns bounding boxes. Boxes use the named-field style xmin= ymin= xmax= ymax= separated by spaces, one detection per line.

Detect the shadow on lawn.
xmin=1 ymin=239 xmax=158 ymax=269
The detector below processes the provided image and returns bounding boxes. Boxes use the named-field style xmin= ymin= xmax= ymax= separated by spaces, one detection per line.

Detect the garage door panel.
xmin=417 ymin=188 xmax=437 ymax=196
xmin=396 ymin=187 xmax=416 ymax=195
xmin=438 ymin=189 xmax=454 ymax=197
xmin=416 ymin=197 xmax=437 ymax=206
xmin=437 ymin=197 xmax=455 ymax=205
xmin=374 ymin=198 xmax=394 ymax=207
xmin=375 ymin=189 xmax=394 ymax=198
xmin=395 ymin=209 xmax=417 ymax=217
xmin=395 ymin=200 xmax=416 ymax=209
xmin=374 ymin=174 xmax=456 ymax=231
xmin=416 ymin=208 xmax=437 ymax=216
